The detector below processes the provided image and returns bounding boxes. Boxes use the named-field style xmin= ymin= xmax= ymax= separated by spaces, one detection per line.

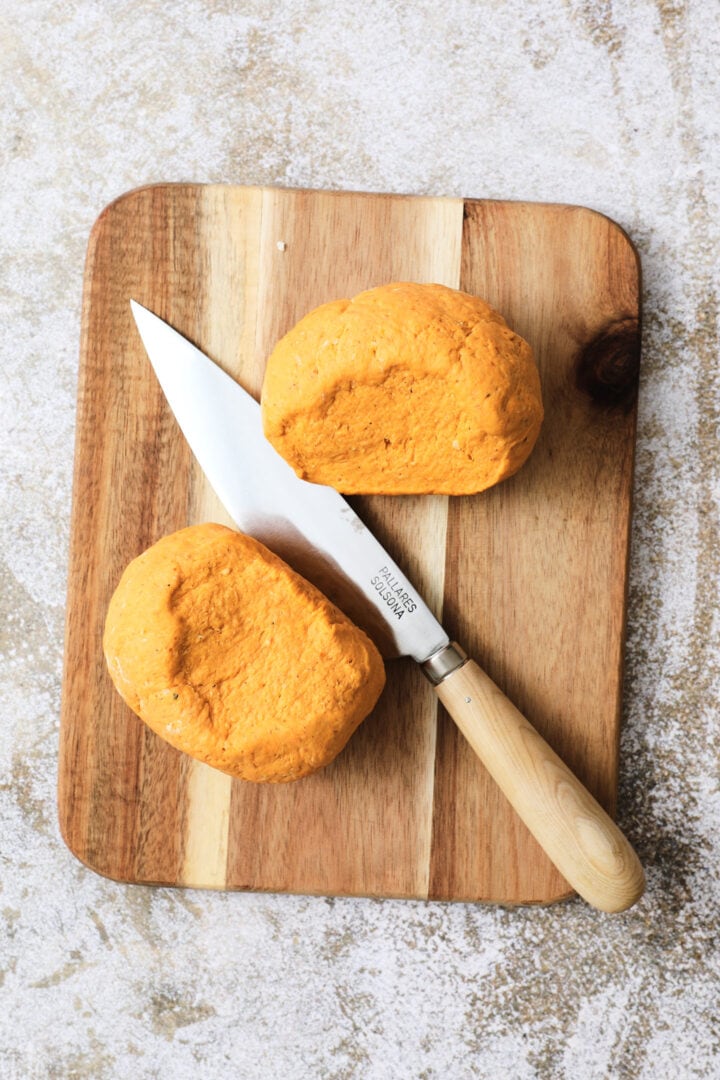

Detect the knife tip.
xmin=129 ymin=299 xmax=157 ymax=333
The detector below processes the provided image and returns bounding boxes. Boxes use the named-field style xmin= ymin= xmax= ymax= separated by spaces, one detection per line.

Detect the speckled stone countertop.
xmin=1 ymin=2 xmax=718 ymax=1077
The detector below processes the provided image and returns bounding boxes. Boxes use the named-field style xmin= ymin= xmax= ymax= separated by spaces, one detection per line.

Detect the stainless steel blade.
xmin=130 ymin=301 xmax=448 ymax=661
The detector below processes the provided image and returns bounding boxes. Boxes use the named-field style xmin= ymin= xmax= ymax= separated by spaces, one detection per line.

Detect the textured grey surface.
xmin=1 ymin=1 xmax=719 ymax=1077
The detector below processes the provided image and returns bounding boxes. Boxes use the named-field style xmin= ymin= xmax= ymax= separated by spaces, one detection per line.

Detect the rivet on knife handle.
xmin=430 ymin=654 xmax=645 ymax=914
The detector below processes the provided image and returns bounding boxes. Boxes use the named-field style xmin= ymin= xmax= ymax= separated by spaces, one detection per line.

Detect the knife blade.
xmin=130 ymin=300 xmax=644 ymax=913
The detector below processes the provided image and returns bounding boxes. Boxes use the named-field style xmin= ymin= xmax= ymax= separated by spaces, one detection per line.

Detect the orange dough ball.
xmin=103 ymin=524 xmax=385 ymax=782
xmin=261 ymin=282 xmax=543 ymax=495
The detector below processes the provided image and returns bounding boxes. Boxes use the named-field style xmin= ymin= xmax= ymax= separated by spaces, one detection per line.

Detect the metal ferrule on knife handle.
xmin=421 ymin=642 xmax=468 ymax=685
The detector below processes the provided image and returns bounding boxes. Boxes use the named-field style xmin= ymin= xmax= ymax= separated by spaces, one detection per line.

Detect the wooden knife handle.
xmin=434 ymin=658 xmax=645 ymax=913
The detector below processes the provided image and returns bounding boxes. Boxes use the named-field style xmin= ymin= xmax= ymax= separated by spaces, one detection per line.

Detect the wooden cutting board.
xmin=58 ymin=185 xmax=640 ymax=903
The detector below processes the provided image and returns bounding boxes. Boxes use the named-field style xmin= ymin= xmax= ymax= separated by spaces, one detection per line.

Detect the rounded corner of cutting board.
xmin=57 ymin=809 xmax=133 ymax=887
xmin=562 ymin=202 xmax=642 ymax=278
xmin=87 ymin=182 xmax=204 ymax=243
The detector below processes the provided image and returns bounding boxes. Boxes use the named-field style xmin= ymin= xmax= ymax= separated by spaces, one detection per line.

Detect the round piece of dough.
xmin=103 ymin=523 xmax=386 ymax=782
xmin=261 ymin=282 xmax=543 ymax=495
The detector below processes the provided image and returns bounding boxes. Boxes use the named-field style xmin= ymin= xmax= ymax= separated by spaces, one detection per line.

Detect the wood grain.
xmin=430 ymin=202 xmax=640 ymax=901
xmin=58 ymin=185 xmax=640 ymax=902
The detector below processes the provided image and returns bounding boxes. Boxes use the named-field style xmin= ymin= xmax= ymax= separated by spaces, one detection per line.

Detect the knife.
xmin=130 ymin=300 xmax=644 ymax=913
